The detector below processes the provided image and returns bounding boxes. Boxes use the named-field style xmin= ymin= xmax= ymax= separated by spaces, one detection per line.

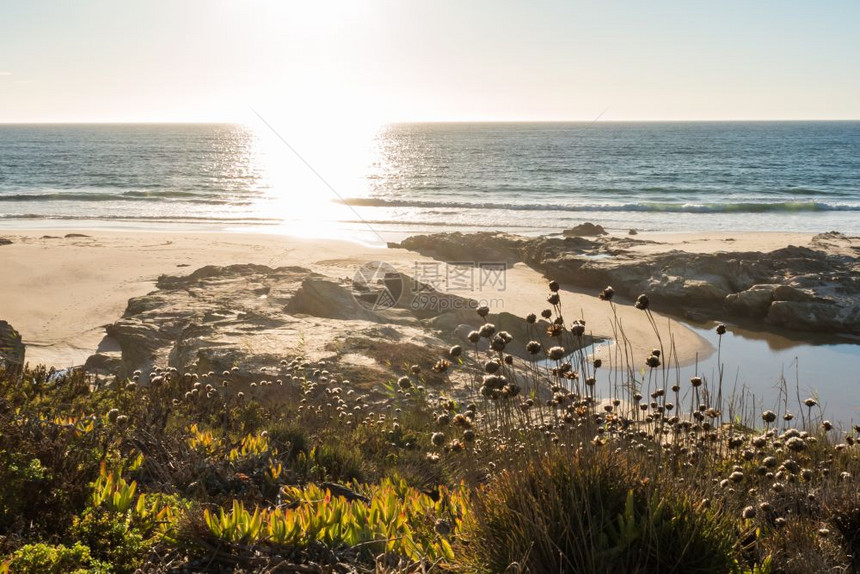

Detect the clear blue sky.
xmin=1 ymin=0 xmax=858 ymax=123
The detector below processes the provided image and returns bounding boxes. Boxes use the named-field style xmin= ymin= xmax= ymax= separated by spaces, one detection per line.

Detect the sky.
xmin=1 ymin=0 xmax=859 ymax=124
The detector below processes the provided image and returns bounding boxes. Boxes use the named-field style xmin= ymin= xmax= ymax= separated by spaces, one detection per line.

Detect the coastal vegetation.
xmin=1 ymin=283 xmax=858 ymax=573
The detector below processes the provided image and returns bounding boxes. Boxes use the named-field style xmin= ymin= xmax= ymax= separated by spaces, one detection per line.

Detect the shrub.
xmin=0 ymin=452 xmax=49 ymax=531
xmin=6 ymin=542 xmax=110 ymax=574
xmin=0 ymin=416 xmax=108 ymax=536
xmin=461 ymin=447 xmax=738 ymax=573
xmin=296 ymin=443 xmax=366 ymax=483
xmin=70 ymin=508 xmax=149 ymax=573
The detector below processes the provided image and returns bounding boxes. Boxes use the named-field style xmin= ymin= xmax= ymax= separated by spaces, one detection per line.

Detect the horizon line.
xmin=1 ymin=118 xmax=860 ymax=126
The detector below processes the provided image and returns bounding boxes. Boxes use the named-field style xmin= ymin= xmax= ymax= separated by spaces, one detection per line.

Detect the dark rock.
xmin=563 ymin=222 xmax=607 ymax=237
xmin=766 ymin=300 xmax=859 ymax=333
xmin=529 ymin=240 xmax=860 ymax=334
xmin=0 ymin=238 xmax=12 ymax=246
xmin=64 ymin=233 xmax=90 ymax=238
xmin=84 ymin=352 xmax=125 ymax=374
xmin=725 ymin=284 xmax=778 ymax=317
xmin=0 ymin=321 xmax=25 ymax=375
xmin=395 ymin=232 xmax=527 ymax=266
xmin=772 ymin=285 xmax=815 ymax=302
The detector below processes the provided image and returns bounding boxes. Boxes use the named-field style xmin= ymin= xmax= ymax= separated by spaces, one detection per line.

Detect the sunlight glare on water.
xmin=244 ymin=115 xmax=385 ymax=243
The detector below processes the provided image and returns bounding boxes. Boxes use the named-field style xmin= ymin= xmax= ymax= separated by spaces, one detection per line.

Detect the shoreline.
xmin=1 ymin=226 xmax=854 ymax=369
xmin=0 ymin=215 xmax=853 ymax=246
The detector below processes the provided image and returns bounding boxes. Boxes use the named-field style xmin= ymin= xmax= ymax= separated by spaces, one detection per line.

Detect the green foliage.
xmin=0 ymin=411 xmax=108 ymax=536
xmin=0 ymin=452 xmax=48 ymax=530
xmin=202 ymin=479 xmax=464 ymax=563
xmin=71 ymin=509 xmax=148 ymax=573
xmin=267 ymin=421 xmax=309 ymax=460
xmin=6 ymin=542 xmax=111 ymax=574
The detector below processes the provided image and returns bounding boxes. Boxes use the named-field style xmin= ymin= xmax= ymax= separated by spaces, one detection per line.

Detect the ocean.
xmin=0 ymin=122 xmax=859 ymax=239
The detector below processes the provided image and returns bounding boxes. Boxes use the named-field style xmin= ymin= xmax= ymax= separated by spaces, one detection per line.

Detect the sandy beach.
xmin=0 ymin=228 xmax=825 ymax=370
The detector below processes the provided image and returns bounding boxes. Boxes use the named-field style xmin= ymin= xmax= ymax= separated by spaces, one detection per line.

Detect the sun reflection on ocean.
xmin=242 ymin=115 xmax=385 ymax=244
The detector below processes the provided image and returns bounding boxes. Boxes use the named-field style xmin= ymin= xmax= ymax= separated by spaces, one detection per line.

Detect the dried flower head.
xmin=434 ymin=519 xmax=452 ymax=536
xmin=479 ymin=323 xmax=496 ymax=338
xmin=484 ymin=360 xmax=501 ymax=374
xmin=546 ymin=323 xmax=564 ymax=337
xmin=490 ymin=335 xmax=507 ymax=351
xmin=432 ymin=359 xmax=451 ymax=373
xmin=598 ymin=286 xmax=615 ymax=301
xmin=635 ymin=294 xmax=650 ymax=310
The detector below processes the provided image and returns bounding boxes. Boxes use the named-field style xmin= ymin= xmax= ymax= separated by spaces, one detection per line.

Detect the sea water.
xmin=1 ymin=121 xmax=859 ymax=236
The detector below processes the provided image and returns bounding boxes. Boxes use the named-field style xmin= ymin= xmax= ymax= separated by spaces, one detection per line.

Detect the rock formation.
xmin=396 ymin=230 xmax=860 ymax=336
xmin=85 ymin=264 xmax=566 ymax=389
